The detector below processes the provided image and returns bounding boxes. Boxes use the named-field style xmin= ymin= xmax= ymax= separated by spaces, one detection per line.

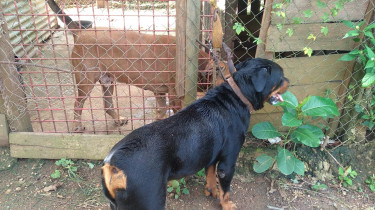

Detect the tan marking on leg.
xmin=218 ymin=180 xmax=237 ymax=210
xmin=204 ymin=165 xmax=218 ymax=198
xmin=102 ymin=163 xmax=127 ymax=199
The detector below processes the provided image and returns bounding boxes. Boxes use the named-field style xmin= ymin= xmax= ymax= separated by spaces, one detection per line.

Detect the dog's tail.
xmin=102 ymin=163 xmax=127 ymax=200
xmin=47 ymin=0 xmax=79 ymax=30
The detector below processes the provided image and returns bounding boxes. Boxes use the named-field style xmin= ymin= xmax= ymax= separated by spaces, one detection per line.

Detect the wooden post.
xmin=175 ymin=0 xmax=187 ymax=98
xmin=176 ymin=0 xmax=201 ymax=106
xmin=0 ymin=5 xmax=33 ymax=132
xmin=183 ymin=0 xmax=201 ymax=106
xmin=255 ymin=0 xmax=274 ymax=59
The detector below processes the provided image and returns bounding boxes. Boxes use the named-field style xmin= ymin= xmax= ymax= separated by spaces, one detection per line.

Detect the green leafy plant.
xmin=339 ymin=20 xmax=375 ymax=88
xmin=252 ymin=91 xmax=339 ymax=176
xmin=196 ymin=168 xmax=205 ymax=177
xmin=51 ymin=158 xmax=79 ymax=179
xmin=354 ymin=88 xmax=375 ymax=130
xmin=167 ymin=178 xmax=190 ymax=199
xmin=365 ymin=174 xmax=375 ymax=192
xmin=338 ymin=166 xmax=357 ymax=187
xmin=312 ymin=182 xmax=328 ymax=191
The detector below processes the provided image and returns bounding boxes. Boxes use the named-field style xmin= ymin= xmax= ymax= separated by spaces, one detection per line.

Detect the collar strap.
xmin=226 ymin=77 xmax=255 ymax=113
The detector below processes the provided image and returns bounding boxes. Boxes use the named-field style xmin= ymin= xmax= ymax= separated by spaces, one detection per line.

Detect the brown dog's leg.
xmin=204 ymin=165 xmax=218 ymax=198
xmin=101 ymin=83 xmax=128 ymax=126
xmin=155 ymin=93 xmax=167 ymax=119
xmin=73 ymin=84 xmax=95 ymax=132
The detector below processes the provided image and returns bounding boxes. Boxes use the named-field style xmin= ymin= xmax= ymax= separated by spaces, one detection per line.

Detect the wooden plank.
xmin=175 ymin=0 xmax=186 ymax=97
xmin=9 ymin=132 xmax=126 ymax=160
xmin=272 ymin=0 xmax=369 ymax=24
xmin=183 ymin=0 xmax=200 ymax=106
xmin=276 ymin=55 xmax=353 ymax=85
xmin=0 ymin=114 xmax=9 ymax=146
xmin=0 ymin=4 xmax=33 ymax=132
xmin=255 ymin=0 xmax=274 ymax=59
xmin=266 ymin=23 xmax=356 ymax=52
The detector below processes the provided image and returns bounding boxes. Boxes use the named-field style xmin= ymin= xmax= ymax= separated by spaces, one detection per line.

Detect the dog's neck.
xmin=226 ymin=77 xmax=255 ymax=113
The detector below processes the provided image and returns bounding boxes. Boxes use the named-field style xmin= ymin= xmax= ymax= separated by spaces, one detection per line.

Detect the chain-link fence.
xmin=0 ymin=0 xmax=374 ymax=145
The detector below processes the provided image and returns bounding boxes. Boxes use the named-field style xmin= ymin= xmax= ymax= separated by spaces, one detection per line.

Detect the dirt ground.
xmin=1 ymin=140 xmax=374 ymax=210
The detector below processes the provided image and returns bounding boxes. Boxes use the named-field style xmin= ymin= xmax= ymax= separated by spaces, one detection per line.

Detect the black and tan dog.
xmin=102 ymin=58 xmax=289 ymax=209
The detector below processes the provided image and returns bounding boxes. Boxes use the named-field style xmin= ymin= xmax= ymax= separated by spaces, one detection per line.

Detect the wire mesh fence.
xmin=0 ymin=0 xmax=374 ymax=146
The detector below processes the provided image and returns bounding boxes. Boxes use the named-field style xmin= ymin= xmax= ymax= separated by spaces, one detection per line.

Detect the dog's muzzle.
xmin=268 ymin=93 xmax=284 ymax=105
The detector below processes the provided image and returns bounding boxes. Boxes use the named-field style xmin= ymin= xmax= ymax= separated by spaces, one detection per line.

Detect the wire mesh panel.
xmin=1 ymin=0 xmax=214 ymax=134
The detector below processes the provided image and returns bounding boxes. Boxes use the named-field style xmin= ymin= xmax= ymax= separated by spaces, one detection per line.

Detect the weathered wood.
xmin=0 ymin=5 xmax=33 ymax=132
xmin=276 ymin=55 xmax=353 ymax=85
xmin=0 ymin=114 xmax=9 ymax=146
xmin=175 ymin=0 xmax=186 ymax=98
xmin=272 ymin=0 xmax=370 ymax=24
xmin=266 ymin=23 xmax=356 ymax=52
xmin=222 ymin=0 xmax=236 ymax=58
xmin=10 ymin=132 xmax=127 ymax=159
xmin=183 ymin=0 xmax=200 ymax=106
xmin=255 ymin=0 xmax=274 ymax=59
xmin=97 ymin=0 xmax=106 ymax=8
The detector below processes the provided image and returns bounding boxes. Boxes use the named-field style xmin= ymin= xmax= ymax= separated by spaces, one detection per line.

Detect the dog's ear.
xmin=251 ymin=68 xmax=269 ymax=92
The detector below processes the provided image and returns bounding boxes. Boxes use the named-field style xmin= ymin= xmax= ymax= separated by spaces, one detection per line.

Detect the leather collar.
xmin=226 ymin=77 xmax=255 ymax=113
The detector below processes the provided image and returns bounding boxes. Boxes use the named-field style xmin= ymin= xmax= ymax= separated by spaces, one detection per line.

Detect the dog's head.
xmin=233 ymin=58 xmax=289 ymax=110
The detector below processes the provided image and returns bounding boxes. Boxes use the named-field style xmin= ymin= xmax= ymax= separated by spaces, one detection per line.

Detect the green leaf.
xmin=364 ymin=30 xmax=375 ymax=39
xmin=88 ymin=163 xmax=95 ymax=169
xmin=294 ymin=158 xmax=305 ymax=176
xmin=175 ymin=194 xmax=179 ymax=199
xmin=301 ymin=96 xmax=339 ymax=117
xmin=277 ymin=23 xmax=283 ymax=30
xmin=362 ymin=72 xmax=375 ymax=87
xmin=282 ymin=112 xmax=302 ymax=127
xmin=252 ymin=122 xmax=281 ymax=139
xmin=343 ymin=30 xmax=360 ymax=39
xmin=277 ymin=91 xmax=298 ymax=108
xmin=182 ymin=188 xmax=189 ymax=195
xmin=339 ymin=167 xmax=344 ymax=175
xmin=51 ymin=170 xmax=61 ymax=179
xmin=321 ymin=26 xmax=328 ymax=36
xmin=171 ymin=180 xmax=180 ymax=188
xmin=303 ymin=9 xmax=313 ymax=18
xmin=303 ymin=47 xmax=313 ymax=57
xmin=291 ymin=127 xmax=321 ymax=147
xmin=253 ymin=154 xmax=275 ymax=173
xmin=286 ymin=28 xmax=294 ymax=37
xmin=366 ymin=45 xmax=375 ymax=58
xmin=299 ymin=124 xmax=325 ymax=139
xmin=364 ymin=60 xmax=375 ymax=69
xmin=346 ymin=179 xmax=353 ymax=186
xmin=339 ymin=53 xmax=356 ymax=61
xmin=316 ymin=0 xmax=327 ymax=9
xmin=292 ymin=17 xmax=303 ymax=24
xmin=364 ymin=22 xmax=375 ymax=30
xmin=321 ymin=12 xmax=330 ymax=22
xmin=330 ymin=8 xmax=338 ymax=17
xmin=167 ymin=187 xmax=174 ymax=192
xmin=276 ymin=148 xmax=295 ymax=175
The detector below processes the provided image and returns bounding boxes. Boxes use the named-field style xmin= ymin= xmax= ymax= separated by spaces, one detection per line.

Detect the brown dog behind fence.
xmin=47 ymin=0 xmax=224 ymax=132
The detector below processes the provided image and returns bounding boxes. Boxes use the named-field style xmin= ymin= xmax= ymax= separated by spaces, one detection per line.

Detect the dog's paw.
xmin=221 ymin=201 xmax=237 ymax=210
xmin=115 ymin=117 xmax=128 ymax=126
xmin=204 ymin=187 xmax=218 ymax=198
xmin=72 ymin=122 xmax=85 ymax=133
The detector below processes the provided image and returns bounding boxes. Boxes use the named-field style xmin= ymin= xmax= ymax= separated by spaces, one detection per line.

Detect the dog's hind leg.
xmin=100 ymin=79 xmax=128 ymax=126
xmin=155 ymin=93 xmax=167 ymax=120
xmin=204 ymin=165 xmax=218 ymax=198
xmin=73 ymin=82 xmax=95 ymax=132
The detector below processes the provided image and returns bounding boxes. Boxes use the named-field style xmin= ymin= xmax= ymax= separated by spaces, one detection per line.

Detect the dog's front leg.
xmin=101 ymin=82 xmax=128 ymax=126
xmin=155 ymin=93 xmax=167 ymax=119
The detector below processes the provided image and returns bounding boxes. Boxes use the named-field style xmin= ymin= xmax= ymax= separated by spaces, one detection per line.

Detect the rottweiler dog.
xmin=102 ymin=58 xmax=289 ymax=210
